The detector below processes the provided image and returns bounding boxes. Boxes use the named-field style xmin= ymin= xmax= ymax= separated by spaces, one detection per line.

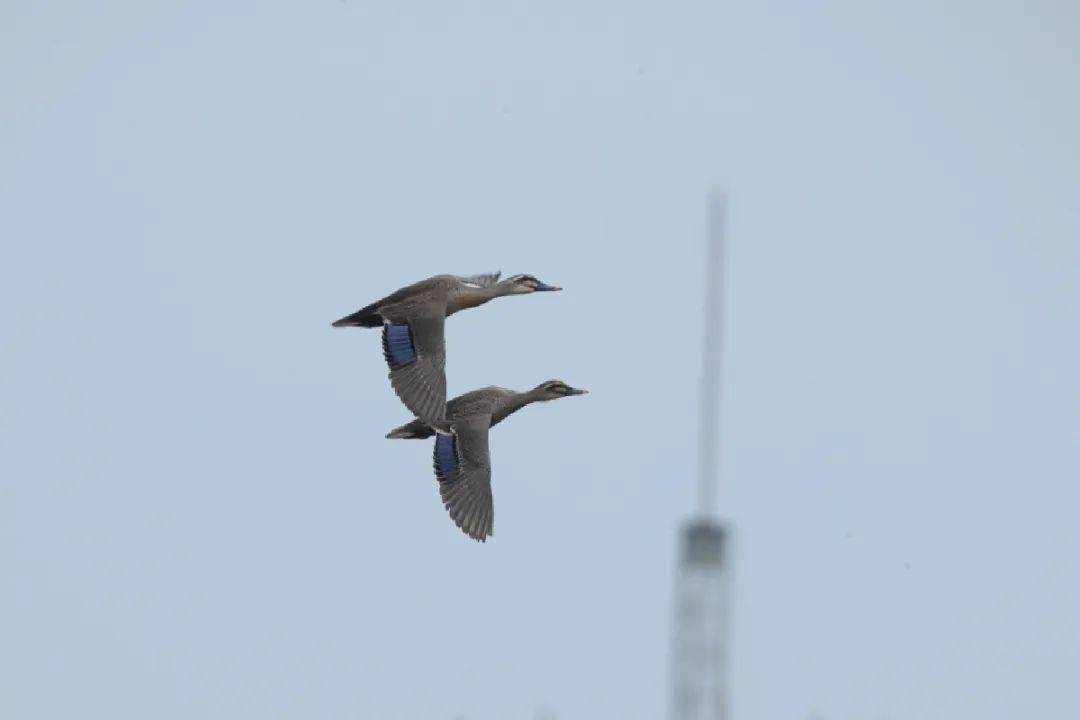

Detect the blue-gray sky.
xmin=3 ymin=2 xmax=1078 ymax=718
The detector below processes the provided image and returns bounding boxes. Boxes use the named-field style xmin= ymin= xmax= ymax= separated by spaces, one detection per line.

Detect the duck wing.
xmin=433 ymin=415 xmax=494 ymax=542
xmin=382 ymin=308 xmax=447 ymax=427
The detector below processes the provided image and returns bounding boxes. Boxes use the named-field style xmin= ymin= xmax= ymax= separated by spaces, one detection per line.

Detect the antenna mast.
xmin=697 ymin=191 xmax=726 ymax=517
xmin=671 ymin=192 xmax=733 ymax=720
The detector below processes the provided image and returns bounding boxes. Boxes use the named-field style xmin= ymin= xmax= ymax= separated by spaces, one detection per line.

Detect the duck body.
xmin=385 ymin=386 xmax=525 ymax=439
xmin=333 ymin=274 xmax=503 ymax=328
xmin=332 ymin=272 xmax=561 ymax=428
xmin=386 ymin=380 xmax=587 ymax=542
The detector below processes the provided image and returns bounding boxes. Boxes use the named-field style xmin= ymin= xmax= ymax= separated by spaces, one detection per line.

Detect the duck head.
xmin=504 ymin=274 xmax=562 ymax=294
xmin=531 ymin=379 xmax=588 ymax=401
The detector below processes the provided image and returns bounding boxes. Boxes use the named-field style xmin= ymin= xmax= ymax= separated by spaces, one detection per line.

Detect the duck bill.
xmin=567 ymin=387 xmax=588 ymax=395
xmin=534 ymin=282 xmax=562 ymax=292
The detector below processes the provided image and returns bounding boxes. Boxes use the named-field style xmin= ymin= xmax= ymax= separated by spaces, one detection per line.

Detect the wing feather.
xmin=432 ymin=416 xmax=494 ymax=542
xmin=383 ymin=312 xmax=447 ymax=427
xmin=458 ymin=271 xmax=501 ymax=288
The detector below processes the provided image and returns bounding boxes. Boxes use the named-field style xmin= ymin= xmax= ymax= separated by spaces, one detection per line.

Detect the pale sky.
xmin=3 ymin=2 xmax=1079 ymax=719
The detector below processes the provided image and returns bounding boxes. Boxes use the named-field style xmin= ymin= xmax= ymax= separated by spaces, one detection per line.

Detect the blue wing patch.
xmin=433 ymin=433 xmax=458 ymax=483
xmin=382 ymin=323 xmax=416 ymax=369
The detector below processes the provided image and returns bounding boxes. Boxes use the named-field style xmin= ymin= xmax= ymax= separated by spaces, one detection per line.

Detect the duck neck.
xmin=520 ymin=387 xmax=549 ymax=407
xmin=494 ymin=389 xmax=541 ymax=425
xmin=490 ymin=278 xmax=523 ymax=299
xmin=473 ymin=278 xmax=521 ymax=300
xmin=449 ymin=282 xmax=504 ymax=314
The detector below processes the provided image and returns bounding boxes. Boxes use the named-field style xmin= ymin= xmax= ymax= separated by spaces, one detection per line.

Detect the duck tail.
xmin=386 ymin=419 xmax=435 ymax=440
xmin=331 ymin=304 xmax=383 ymax=328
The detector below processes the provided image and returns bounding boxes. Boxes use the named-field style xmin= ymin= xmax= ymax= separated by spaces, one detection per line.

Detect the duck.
xmin=386 ymin=380 xmax=588 ymax=542
xmin=332 ymin=272 xmax=561 ymax=427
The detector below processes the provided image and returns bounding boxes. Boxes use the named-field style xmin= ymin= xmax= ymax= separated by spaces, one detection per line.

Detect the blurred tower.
xmin=670 ymin=193 xmax=733 ymax=720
